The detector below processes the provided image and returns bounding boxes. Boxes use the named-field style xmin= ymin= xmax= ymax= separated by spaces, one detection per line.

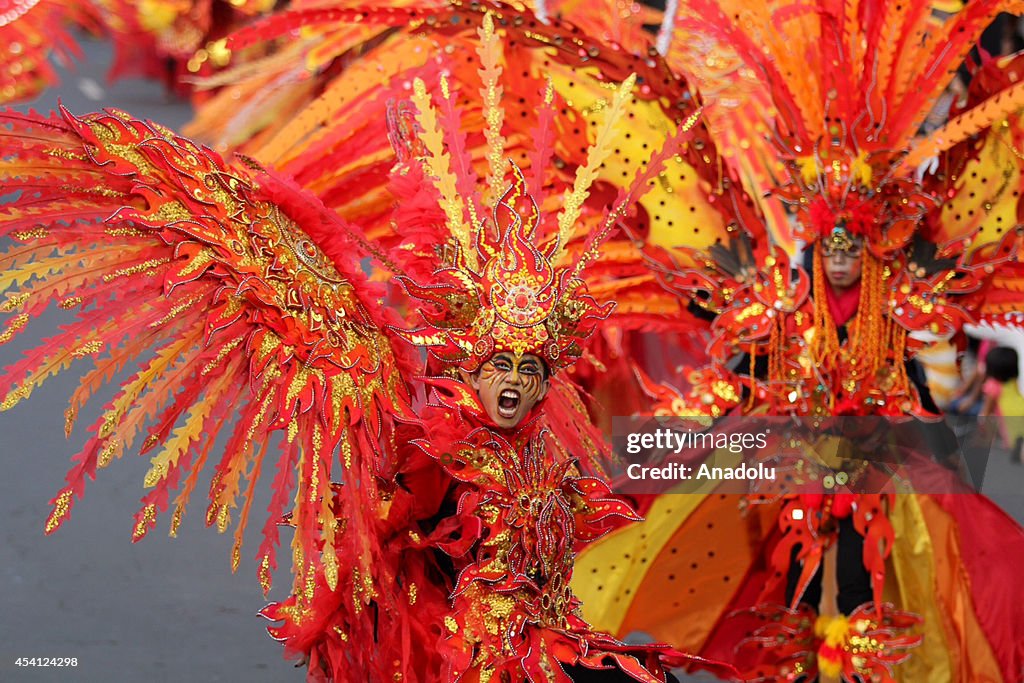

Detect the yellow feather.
xmin=2 ymin=306 xmax=156 ymax=412
xmin=0 ymin=245 xmax=140 ymax=291
xmin=902 ymin=78 xmax=1024 ymax=170
xmin=171 ymin=382 xmax=241 ymax=537
xmin=411 ymin=77 xmax=477 ymax=270
xmin=95 ymin=324 xmax=203 ymax=444
xmin=477 ymin=12 xmax=508 ymax=205
xmin=554 ymin=74 xmax=636 ymax=259
xmin=213 ymin=390 xmax=275 ymax=533
xmin=142 ymin=388 xmax=221 ymax=488
xmin=0 ymin=241 xmax=61 ymax=273
xmin=232 ymin=436 xmax=270 ymax=573
xmin=290 ymin=447 xmax=308 ymax=598
xmin=315 ymin=422 xmax=340 ymax=590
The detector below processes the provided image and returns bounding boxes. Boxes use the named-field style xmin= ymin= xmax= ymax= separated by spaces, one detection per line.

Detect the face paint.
xmin=469 ymin=352 xmax=550 ymax=429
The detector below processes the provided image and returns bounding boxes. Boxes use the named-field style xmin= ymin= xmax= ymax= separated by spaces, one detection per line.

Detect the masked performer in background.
xmin=566 ymin=2 xmax=1024 ymax=682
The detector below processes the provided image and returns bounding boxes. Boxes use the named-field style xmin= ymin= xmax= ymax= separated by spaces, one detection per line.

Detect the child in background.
xmin=980 ymin=346 xmax=1024 ymax=463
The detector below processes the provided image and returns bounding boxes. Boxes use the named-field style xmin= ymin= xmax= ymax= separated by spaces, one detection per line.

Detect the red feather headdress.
xmin=397 ymin=163 xmax=613 ymax=372
xmin=382 ymin=13 xmax=675 ymax=373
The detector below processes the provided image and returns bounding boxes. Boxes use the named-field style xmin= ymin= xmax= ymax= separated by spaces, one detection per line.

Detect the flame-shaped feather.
xmin=411 ymin=77 xmax=478 ymax=270
xmin=477 ymin=12 xmax=508 ymax=204
xmin=554 ymin=73 xmax=637 ymax=260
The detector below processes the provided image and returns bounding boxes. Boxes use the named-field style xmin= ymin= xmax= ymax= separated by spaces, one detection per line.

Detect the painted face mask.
xmin=469 ymin=352 xmax=549 ymax=429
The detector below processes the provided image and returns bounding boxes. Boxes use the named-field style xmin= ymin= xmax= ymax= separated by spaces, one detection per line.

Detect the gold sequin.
xmin=132 ymin=503 xmax=157 ymax=541
xmin=101 ymin=257 xmax=169 ymax=283
xmin=97 ymin=439 xmax=119 ymax=468
xmin=0 ymin=313 xmax=29 ymax=344
xmin=1 ymin=293 xmax=30 ymax=312
xmin=45 ymin=489 xmax=73 ymax=534
xmin=71 ymin=340 xmax=103 ymax=358
xmin=11 ymin=228 xmax=48 ymax=240
xmin=216 ymin=504 xmax=231 ymax=533
xmin=169 ymin=506 xmax=184 ymax=538
xmin=258 ymin=554 xmax=272 ymax=595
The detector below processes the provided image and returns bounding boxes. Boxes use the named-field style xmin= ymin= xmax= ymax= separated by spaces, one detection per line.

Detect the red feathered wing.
xmin=0 ymin=106 xmax=419 ymax=618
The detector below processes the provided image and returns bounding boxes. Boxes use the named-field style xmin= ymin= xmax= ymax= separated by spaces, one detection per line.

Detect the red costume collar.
xmin=825 ymin=279 xmax=861 ymax=327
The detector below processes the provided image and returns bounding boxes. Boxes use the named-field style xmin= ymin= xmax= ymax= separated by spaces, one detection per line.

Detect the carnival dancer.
xmin=256 ymin=45 xmax=728 ymax=680
xmin=0 ymin=12 xmax=735 ymax=678
xmin=260 ymin=149 xmax=704 ymax=681
xmin=566 ymin=2 xmax=1024 ymax=682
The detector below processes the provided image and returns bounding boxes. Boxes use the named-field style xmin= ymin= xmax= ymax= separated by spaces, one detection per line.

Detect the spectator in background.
xmin=980 ymin=346 xmax=1024 ymax=463
xmin=948 ymin=337 xmax=993 ymax=416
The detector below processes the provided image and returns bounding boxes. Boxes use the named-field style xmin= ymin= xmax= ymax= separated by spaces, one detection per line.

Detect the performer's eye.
xmin=520 ymin=362 xmax=540 ymax=375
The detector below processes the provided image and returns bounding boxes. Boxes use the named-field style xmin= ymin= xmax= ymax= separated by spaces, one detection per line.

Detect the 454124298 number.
xmin=15 ymin=657 xmax=78 ymax=667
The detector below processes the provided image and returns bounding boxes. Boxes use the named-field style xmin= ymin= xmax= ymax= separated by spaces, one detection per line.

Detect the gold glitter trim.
xmin=72 ymin=340 xmax=103 ymax=358
xmin=45 ymin=489 xmax=73 ymax=534
xmin=101 ymin=257 xmax=170 ymax=283
xmin=133 ymin=503 xmax=157 ymax=541
xmin=477 ymin=13 xmax=508 ymax=204
xmin=0 ymin=313 xmax=29 ymax=344
xmin=259 ymin=554 xmax=272 ymax=595
xmin=97 ymin=439 xmax=119 ymax=468
xmin=12 ymin=228 xmax=49 ymax=240
xmin=1 ymin=293 xmax=30 ymax=312
xmin=554 ymin=73 xmax=636 ymax=257
xmin=169 ymin=506 xmax=184 ymax=538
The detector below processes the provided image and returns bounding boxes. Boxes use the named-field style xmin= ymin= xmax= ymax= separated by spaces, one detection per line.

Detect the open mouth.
xmin=497 ymin=389 xmax=521 ymax=418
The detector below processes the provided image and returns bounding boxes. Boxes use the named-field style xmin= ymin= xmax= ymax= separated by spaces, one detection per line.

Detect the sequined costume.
xmin=564 ymin=2 xmax=1024 ymax=682
xmin=256 ymin=57 xmax=728 ymax=682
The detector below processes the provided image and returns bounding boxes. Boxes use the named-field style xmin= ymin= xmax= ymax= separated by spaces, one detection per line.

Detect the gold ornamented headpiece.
xmin=397 ymin=164 xmax=612 ymax=372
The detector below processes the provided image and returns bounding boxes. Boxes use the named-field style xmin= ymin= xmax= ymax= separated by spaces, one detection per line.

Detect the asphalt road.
xmin=1 ymin=36 xmax=1021 ymax=683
